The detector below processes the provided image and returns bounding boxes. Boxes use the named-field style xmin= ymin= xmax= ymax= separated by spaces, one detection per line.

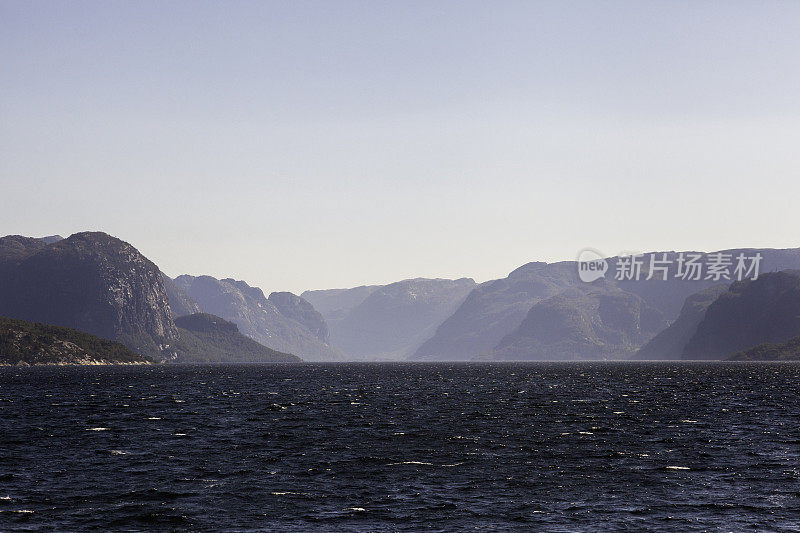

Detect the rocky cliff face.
xmin=489 ymin=282 xmax=667 ymax=360
xmin=682 ymin=271 xmax=800 ymax=360
xmin=0 ymin=232 xmax=178 ymax=359
xmin=162 ymin=273 xmax=201 ymax=317
xmin=174 ymin=275 xmax=342 ymax=360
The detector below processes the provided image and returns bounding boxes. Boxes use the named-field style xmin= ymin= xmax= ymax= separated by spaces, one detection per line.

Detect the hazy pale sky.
xmin=2 ymin=1 xmax=800 ymax=294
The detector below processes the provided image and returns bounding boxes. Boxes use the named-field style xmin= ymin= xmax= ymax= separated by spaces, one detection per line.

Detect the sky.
xmin=2 ymin=1 xmax=800 ymax=294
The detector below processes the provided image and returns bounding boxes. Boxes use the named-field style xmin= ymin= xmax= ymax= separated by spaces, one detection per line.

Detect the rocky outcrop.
xmin=728 ymin=336 xmax=800 ymax=361
xmin=489 ymin=282 xmax=667 ymax=360
xmin=174 ymin=275 xmax=342 ymax=360
xmin=0 ymin=232 xmax=178 ymax=360
xmin=0 ymin=316 xmax=150 ymax=365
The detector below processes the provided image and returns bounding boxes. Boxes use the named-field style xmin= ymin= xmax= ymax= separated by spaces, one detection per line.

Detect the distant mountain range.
xmin=305 ymin=278 xmax=475 ymax=359
xmin=3 ymin=230 xmax=800 ymax=363
xmin=413 ymin=249 xmax=800 ymax=361
xmin=0 ymin=232 xmax=306 ymax=363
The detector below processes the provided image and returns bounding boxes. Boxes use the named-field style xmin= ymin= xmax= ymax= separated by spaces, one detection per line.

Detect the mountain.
xmin=267 ymin=292 xmax=329 ymax=343
xmin=728 ymin=336 xmax=800 ymax=361
xmin=412 ymin=262 xmax=579 ymax=360
xmin=488 ymin=282 xmax=667 ymax=360
xmin=301 ymin=285 xmax=380 ymax=322
xmin=682 ymin=271 xmax=800 ymax=360
xmin=173 ymin=275 xmax=342 ymax=360
xmin=616 ymin=248 xmax=800 ymax=319
xmin=39 ymin=235 xmax=64 ymax=244
xmin=0 ymin=316 xmax=150 ymax=365
xmin=633 ymin=284 xmax=729 ymax=360
xmin=172 ymin=313 xmax=299 ymax=363
xmin=162 ymin=273 xmax=201 ymax=317
xmin=0 ymin=232 xmax=179 ymax=360
xmin=323 ymin=278 xmax=476 ymax=359
xmin=413 ymin=248 xmax=800 ymax=361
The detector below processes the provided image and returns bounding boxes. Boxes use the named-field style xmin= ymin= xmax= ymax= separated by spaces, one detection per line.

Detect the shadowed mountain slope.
xmin=0 ymin=232 xmax=178 ymax=360
xmin=174 ymin=275 xmax=342 ymax=360
xmin=172 ymin=313 xmax=299 ymax=363
xmin=633 ymin=284 xmax=730 ymax=360
xmin=682 ymin=271 xmax=800 ymax=360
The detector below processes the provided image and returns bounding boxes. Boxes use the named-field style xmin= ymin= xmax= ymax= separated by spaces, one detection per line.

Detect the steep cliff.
xmin=0 ymin=232 xmax=178 ymax=360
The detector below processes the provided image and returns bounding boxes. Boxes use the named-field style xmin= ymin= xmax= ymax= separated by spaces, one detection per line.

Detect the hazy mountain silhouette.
xmin=174 ymin=275 xmax=342 ymax=360
xmin=412 ymin=248 xmax=800 ymax=361
xmin=488 ymin=281 xmax=667 ymax=360
xmin=320 ymin=278 xmax=476 ymax=359
xmin=162 ymin=273 xmax=201 ymax=317
xmin=411 ymin=262 xmax=579 ymax=360
xmin=301 ymin=285 xmax=380 ymax=322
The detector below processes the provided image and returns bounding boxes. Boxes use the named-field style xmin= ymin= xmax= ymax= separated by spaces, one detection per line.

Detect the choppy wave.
xmin=1 ymin=362 xmax=799 ymax=531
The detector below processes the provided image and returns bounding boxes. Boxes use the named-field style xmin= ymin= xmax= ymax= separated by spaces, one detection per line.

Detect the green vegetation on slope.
xmin=0 ymin=316 xmax=150 ymax=365
xmin=728 ymin=337 xmax=800 ymax=361
xmin=172 ymin=313 xmax=300 ymax=363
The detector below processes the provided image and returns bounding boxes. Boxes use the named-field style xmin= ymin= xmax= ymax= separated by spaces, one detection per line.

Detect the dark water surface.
xmin=1 ymin=362 xmax=799 ymax=531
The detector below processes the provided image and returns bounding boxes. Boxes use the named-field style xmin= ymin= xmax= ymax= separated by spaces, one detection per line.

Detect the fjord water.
xmin=1 ymin=363 xmax=799 ymax=531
